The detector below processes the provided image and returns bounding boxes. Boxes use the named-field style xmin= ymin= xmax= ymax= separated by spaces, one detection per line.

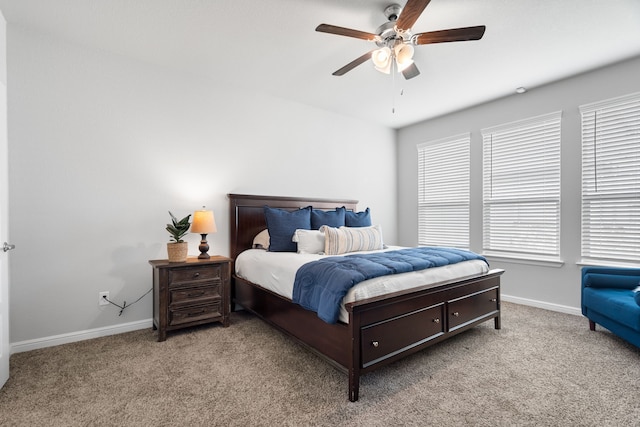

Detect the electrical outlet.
xmin=98 ymin=291 xmax=110 ymax=306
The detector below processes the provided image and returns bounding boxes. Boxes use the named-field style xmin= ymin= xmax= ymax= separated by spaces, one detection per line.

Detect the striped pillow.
xmin=321 ymin=225 xmax=383 ymax=255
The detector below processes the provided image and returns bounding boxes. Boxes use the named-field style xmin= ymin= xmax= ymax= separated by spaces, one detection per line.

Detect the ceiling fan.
xmin=316 ymin=0 xmax=486 ymax=80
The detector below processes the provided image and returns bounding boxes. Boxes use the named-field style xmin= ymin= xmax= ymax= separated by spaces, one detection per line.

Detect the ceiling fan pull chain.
xmin=391 ymin=61 xmax=396 ymax=114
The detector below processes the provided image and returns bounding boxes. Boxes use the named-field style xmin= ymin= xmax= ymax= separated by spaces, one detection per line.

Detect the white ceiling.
xmin=1 ymin=0 xmax=640 ymax=128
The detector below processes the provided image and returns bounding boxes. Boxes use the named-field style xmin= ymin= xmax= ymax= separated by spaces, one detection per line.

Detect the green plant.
xmin=166 ymin=211 xmax=191 ymax=243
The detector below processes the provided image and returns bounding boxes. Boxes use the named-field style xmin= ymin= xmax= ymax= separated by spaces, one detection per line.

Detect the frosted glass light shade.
xmin=371 ymin=47 xmax=391 ymax=68
xmin=191 ymin=209 xmax=217 ymax=234
xmin=395 ymin=43 xmax=415 ymax=71
xmin=396 ymin=58 xmax=414 ymax=72
xmin=375 ymin=62 xmax=392 ymax=74
xmin=395 ymin=43 xmax=414 ymax=65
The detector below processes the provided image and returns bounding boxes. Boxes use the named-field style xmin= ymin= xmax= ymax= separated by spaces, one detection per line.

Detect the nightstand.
xmin=149 ymin=256 xmax=232 ymax=342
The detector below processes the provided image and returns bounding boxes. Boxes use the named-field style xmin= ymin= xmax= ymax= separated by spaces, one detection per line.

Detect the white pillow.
xmin=292 ymin=229 xmax=325 ymax=254
xmin=252 ymin=229 xmax=270 ymax=250
xmin=321 ymin=225 xmax=384 ymax=255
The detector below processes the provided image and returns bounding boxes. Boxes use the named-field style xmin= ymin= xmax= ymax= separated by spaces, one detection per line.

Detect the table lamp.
xmin=191 ymin=207 xmax=217 ymax=259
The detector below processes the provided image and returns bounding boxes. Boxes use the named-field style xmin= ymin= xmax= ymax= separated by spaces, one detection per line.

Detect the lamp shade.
xmin=191 ymin=209 xmax=217 ymax=234
xmin=395 ymin=43 xmax=414 ymax=66
xmin=371 ymin=47 xmax=391 ymax=69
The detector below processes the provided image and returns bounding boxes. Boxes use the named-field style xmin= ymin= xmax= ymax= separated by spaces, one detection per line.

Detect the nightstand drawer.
xmin=169 ymin=265 xmax=222 ymax=285
xmin=169 ymin=302 xmax=222 ymax=326
xmin=170 ymin=283 xmax=221 ymax=306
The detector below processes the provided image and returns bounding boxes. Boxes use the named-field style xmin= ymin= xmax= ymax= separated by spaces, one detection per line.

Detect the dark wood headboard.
xmin=227 ymin=194 xmax=358 ymax=260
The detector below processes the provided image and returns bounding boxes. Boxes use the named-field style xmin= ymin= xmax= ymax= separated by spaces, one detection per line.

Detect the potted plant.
xmin=166 ymin=211 xmax=191 ymax=262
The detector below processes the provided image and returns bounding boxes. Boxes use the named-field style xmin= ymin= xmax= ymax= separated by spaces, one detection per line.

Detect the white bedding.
xmin=235 ymin=247 xmax=490 ymax=323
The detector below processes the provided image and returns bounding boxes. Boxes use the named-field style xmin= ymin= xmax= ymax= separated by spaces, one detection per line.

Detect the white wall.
xmin=397 ymin=55 xmax=640 ymax=312
xmin=7 ymin=26 xmax=397 ymax=344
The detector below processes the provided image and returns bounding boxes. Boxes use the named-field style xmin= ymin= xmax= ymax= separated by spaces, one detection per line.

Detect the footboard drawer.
xmin=448 ymin=287 xmax=499 ymax=331
xmin=360 ymin=303 xmax=445 ymax=368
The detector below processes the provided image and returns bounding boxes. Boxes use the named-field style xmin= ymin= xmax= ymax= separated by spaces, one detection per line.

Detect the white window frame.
xmin=481 ymin=111 xmax=562 ymax=260
xmin=417 ymin=133 xmax=470 ymax=249
xmin=580 ymin=92 xmax=640 ymax=264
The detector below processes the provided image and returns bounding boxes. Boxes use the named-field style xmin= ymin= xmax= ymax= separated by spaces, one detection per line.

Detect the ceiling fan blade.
xmin=396 ymin=0 xmax=432 ymax=32
xmin=402 ymin=63 xmax=420 ymax=80
xmin=414 ymin=25 xmax=486 ymax=45
xmin=332 ymin=51 xmax=374 ymax=76
xmin=316 ymin=24 xmax=377 ymax=41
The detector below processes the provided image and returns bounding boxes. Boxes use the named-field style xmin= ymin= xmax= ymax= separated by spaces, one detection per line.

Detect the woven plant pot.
xmin=167 ymin=242 xmax=188 ymax=263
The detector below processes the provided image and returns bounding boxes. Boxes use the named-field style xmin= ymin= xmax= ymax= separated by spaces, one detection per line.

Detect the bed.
xmin=229 ymin=193 xmax=504 ymax=401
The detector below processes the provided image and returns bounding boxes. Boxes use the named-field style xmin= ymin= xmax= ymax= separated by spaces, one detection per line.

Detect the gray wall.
xmin=7 ymin=26 xmax=397 ymax=344
xmin=8 ymin=19 xmax=640 ymax=346
xmin=397 ymin=55 xmax=640 ymax=312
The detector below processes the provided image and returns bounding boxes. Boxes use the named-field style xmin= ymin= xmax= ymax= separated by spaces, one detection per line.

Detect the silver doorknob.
xmin=2 ymin=242 xmax=15 ymax=252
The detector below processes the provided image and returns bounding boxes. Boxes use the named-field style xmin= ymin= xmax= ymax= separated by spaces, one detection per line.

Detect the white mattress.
xmin=235 ymin=247 xmax=490 ymax=323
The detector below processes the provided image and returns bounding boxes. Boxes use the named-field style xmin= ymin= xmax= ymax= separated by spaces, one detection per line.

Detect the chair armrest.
xmin=582 ymin=266 xmax=640 ymax=290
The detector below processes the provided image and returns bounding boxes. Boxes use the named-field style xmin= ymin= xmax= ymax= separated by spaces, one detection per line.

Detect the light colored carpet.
xmin=1 ymin=302 xmax=639 ymax=426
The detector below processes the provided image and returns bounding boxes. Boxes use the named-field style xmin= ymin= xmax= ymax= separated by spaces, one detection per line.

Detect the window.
xmin=417 ymin=133 xmax=470 ymax=248
xmin=580 ymin=92 xmax=640 ymax=263
xmin=482 ymin=112 xmax=562 ymax=259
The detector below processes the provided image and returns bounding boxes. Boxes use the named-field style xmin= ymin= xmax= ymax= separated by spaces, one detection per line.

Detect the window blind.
xmin=417 ymin=134 xmax=470 ymax=248
xmin=580 ymin=92 xmax=640 ymax=262
xmin=482 ymin=112 xmax=562 ymax=258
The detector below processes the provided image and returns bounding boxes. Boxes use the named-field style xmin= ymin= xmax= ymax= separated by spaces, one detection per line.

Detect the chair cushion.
xmin=583 ymin=272 xmax=640 ymax=290
xmin=583 ymin=287 xmax=640 ymax=330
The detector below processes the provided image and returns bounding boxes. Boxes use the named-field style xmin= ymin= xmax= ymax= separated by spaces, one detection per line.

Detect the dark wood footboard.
xmin=234 ymin=268 xmax=502 ymax=401
xmin=346 ymin=269 xmax=502 ymax=401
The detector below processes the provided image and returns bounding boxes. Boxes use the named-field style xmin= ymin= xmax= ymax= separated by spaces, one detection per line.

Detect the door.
xmin=0 ymin=9 xmax=9 ymax=389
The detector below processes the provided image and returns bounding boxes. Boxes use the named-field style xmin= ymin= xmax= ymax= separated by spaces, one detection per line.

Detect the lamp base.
xmin=197 ymin=234 xmax=210 ymax=259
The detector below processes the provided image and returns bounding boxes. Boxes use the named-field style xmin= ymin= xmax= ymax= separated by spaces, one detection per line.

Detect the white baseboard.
xmin=501 ymin=294 xmax=582 ymax=316
xmin=10 ymin=318 xmax=153 ymax=354
xmin=9 ymin=296 xmax=581 ymax=354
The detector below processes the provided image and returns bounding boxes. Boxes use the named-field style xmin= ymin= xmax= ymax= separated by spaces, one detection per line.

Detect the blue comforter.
xmin=292 ymin=247 xmax=488 ymax=324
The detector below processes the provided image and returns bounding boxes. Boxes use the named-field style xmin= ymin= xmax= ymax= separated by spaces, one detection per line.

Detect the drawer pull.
xmin=433 ymin=318 xmax=440 ymax=324
xmin=187 ymin=309 xmax=206 ymax=317
xmin=372 ymin=341 xmax=379 ymax=348
xmin=490 ymin=298 xmax=497 ymax=302
xmin=452 ymin=312 xmax=459 ymax=317
xmin=187 ymin=291 xmax=205 ymax=298
xmin=193 ymin=272 xmax=200 ymax=278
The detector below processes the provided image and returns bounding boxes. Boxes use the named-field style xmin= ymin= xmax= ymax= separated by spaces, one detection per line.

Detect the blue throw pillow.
xmin=345 ymin=207 xmax=371 ymax=227
xmin=264 ymin=206 xmax=311 ymax=252
xmin=311 ymin=207 xmax=346 ymax=229
xmin=634 ymin=286 xmax=640 ymax=307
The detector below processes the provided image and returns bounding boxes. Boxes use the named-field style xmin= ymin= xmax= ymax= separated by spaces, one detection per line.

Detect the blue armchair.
xmin=581 ymin=266 xmax=640 ymax=348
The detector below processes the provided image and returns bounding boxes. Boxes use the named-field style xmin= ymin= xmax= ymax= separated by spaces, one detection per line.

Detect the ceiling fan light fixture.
xmin=394 ymin=43 xmax=414 ymax=64
xmin=375 ymin=63 xmax=392 ymax=74
xmin=394 ymin=43 xmax=414 ymax=72
xmin=371 ymin=46 xmax=391 ymax=68
xmin=396 ymin=58 xmax=414 ymax=72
